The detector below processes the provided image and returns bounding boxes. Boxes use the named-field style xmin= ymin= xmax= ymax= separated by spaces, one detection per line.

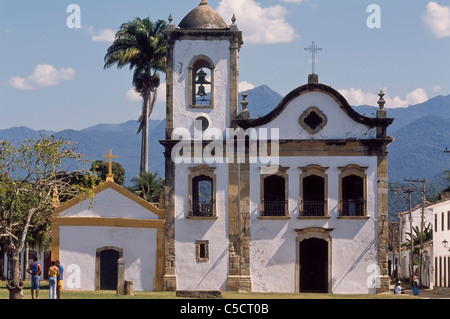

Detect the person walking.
xmin=26 ymin=256 xmax=42 ymax=299
xmin=48 ymin=261 xmax=60 ymax=299
xmin=56 ymin=260 xmax=64 ymax=299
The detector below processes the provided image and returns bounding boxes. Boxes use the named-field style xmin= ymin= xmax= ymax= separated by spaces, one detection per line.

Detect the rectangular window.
xmin=435 ymin=257 xmax=438 ymax=286
xmin=448 ymin=211 xmax=450 ymax=230
xmin=442 ymin=212 xmax=445 ymax=232
xmin=448 ymin=257 xmax=450 ymax=288
xmin=435 ymin=214 xmax=438 ymax=233
xmin=195 ymin=240 xmax=209 ymax=262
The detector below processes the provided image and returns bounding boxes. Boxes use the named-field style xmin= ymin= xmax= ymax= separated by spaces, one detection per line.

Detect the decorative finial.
xmin=239 ymin=92 xmax=250 ymax=119
xmin=102 ymin=149 xmax=118 ymax=182
xmin=378 ymin=90 xmax=385 ymax=109
xmin=230 ymin=14 xmax=238 ymax=31
xmin=200 ymin=0 xmax=208 ymax=5
xmin=166 ymin=14 xmax=175 ymax=31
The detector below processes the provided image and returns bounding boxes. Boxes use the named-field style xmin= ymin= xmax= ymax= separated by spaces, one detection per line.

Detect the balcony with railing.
xmin=192 ymin=201 xmax=214 ymax=217
xmin=299 ymin=200 xmax=327 ymax=217
xmin=261 ymin=200 xmax=287 ymax=217
xmin=340 ymin=199 xmax=366 ymax=217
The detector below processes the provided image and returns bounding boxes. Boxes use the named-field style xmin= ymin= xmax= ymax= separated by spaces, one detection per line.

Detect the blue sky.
xmin=1 ymin=0 xmax=450 ymax=131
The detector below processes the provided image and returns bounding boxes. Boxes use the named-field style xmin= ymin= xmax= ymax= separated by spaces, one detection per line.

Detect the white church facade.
xmin=51 ymin=1 xmax=394 ymax=294
xmin=160 ymin=1 xmax=394 ymax=294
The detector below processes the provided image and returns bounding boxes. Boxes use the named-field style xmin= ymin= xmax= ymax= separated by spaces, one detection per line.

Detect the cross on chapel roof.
xmin=304 ymin=41 xmax=322 ymax=75
xmin=102 ymin=149 xmax=118 ymax=182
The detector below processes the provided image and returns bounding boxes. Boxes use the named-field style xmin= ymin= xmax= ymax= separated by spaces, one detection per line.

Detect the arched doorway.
xmin=300 ymin=238 xmax=328 ymax=292
xmin=95 ymin=247 xmax=123 ymax=290
xmin=295 ymin=227 xmax=333 ymax=293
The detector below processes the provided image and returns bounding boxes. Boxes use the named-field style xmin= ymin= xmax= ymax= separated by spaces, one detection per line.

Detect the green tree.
xmin=443 ymin=170 xmax=450 ymax=192
xmin=405 ymin=223 xmax=433 ymax=248
xmin=0 ymin=137 xmax=94 ymax=299
xmin=130 ymin=171 xmax=164 ymax=203
xmin=90 ymin=160 xmax=126 ymax=186
xmin=104 ymin=17 xmax=167 ymax=174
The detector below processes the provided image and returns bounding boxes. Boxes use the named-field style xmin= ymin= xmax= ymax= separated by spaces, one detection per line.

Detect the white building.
xmin=160 ymin=1 xmax=394 ymax=294
xmin=431 ymin=195 xmax=450 ymax=289
xmin=394 ymin=194 xmax=450 ymax=289
xmin=395 ymin=201 xmax=433 ymax=284
xmin=51 ymin=179 xmax=165 ymax=291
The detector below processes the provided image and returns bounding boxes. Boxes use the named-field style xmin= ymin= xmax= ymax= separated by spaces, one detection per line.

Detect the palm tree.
xmin=104 ymin=17 xmax=167 ymax=174
xmin=130 ymin=171 xmax=164 ymax=203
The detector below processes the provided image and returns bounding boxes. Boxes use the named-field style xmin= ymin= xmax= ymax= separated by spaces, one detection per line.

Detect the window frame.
xmin=188 ymin=164 xmax=217 ymax=219
xmin=337 ymin=164 xmax=368 ymax=218
xmin=259 ymin=165 xmax=290 ymax=219
xmin=298 ymin=164 xmax=329 ymax=219
xmin=195 ymin=240 xmax=209 ymax=262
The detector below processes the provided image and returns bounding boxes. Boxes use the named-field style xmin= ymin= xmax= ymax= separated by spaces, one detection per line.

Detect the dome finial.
xmin=200 ymin=0 xmax=208 ymax=5
xmin=378 ymin=90 xmax=385 ymax=109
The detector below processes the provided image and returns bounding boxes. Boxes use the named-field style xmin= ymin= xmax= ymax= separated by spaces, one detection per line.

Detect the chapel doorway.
xmin=98 ymin=248 xmax=120 ymax=290
xmin=299 ymin=238 xmax=328 ymax=293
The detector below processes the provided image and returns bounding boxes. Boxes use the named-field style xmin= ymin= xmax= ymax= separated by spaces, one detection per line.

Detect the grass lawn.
xmin=0 ymin=280 xmax=416 ymax=300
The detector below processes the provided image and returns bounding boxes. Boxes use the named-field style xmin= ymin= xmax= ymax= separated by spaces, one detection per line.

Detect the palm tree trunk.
xmin=140 ymin=93 xmax=149 ymax=174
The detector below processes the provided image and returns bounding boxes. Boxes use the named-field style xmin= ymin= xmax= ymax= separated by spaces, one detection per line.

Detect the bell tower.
xmin=162 ymin=1 xmax=243 ymax=291
xmin=164 ymin=0 xmax=243 ymax=139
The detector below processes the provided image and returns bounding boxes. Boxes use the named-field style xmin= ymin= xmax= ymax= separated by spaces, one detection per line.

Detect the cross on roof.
xmin=102 ymin=149 xmax=118 ymax=182
xmin=304 ymin=41 xmax=322 ymax=74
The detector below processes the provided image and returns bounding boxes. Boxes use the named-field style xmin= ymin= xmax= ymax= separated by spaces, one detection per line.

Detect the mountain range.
xmin=1 ymin=85 xmax=449 ymax=218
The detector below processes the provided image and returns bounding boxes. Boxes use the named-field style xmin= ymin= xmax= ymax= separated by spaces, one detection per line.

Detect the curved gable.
xmin=235 ymin=82 xmax=393 ymax=132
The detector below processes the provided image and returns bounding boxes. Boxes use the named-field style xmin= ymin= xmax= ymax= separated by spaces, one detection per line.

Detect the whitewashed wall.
xmin=265 ymin=91 xmax=377 ymax=140
xmin=250 ymin=156 xmax=379 ymax=294
xmin=60 ymin=226 xmax=157 ymax=291
xmin=172 ymin=40 xmax=230 ymax=132
xmin=431 ymin=200 xmax=450 ymax=288
xmin=58 ymin=187 xmax=160 ymax=291
xmin=174 ymin=162 xmax=229 ymax=290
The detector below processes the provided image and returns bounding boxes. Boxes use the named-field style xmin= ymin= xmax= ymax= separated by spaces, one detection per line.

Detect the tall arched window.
xmin=192 ymin=175 xmax=213 ymax=216
xmin=188 ymin=164 xmax=216 ymax=218
xmin=338 ymin=164 xmax=368 ymax=217
xmin=259 ymin=165 xmax=289 ymax=217
xmin=299 ymin=164 xmax=329 ymax=217
xmin=188 ymin=55 xmax=215 ymax=109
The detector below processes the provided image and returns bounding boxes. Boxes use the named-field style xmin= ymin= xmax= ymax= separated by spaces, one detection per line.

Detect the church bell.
xmin=195 ymin=69 xmax=210 ymax=99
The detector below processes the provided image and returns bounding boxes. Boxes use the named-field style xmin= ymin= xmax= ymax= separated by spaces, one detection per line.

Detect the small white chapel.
xmin=51 ymin=153 xmax=165 ymax=291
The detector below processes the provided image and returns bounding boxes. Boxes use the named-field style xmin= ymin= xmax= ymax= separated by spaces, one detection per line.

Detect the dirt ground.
xmin=403 ymin=287 xmax=449 ymax=299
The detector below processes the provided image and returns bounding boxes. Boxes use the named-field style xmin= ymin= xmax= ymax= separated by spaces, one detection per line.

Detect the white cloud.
xmin=8 ymin=64 xmax=75 ymax=90
xmin=239 ymin=81 xmax=255 ymax=92
xmin=281 ymin=0 xmax=307 ymax=3
xmin=126 ymin=88 xmax=142 ymax=102
xmin=405 ymin=88 xmax=428 ymax=105
xmin=126 ymin=85 xmax=167 ymax=104
xmin=86 ymin=26 xmax=115 ymax=43
xmin=432 ymin=84 xmax=442 ymax=92
xmin=216 ymin=0 xmax=299 ymax=44
xmin=422 ymin=2 xmax=450 ymax=39
xmin=338 ymin=87 xmax=429 ymax=108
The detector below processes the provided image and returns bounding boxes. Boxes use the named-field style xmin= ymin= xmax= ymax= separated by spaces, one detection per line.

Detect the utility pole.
xmin=391 ymin=187 xmax=414 ymax=281
xmin=403 ymin=178 xmax=426 ymax=288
